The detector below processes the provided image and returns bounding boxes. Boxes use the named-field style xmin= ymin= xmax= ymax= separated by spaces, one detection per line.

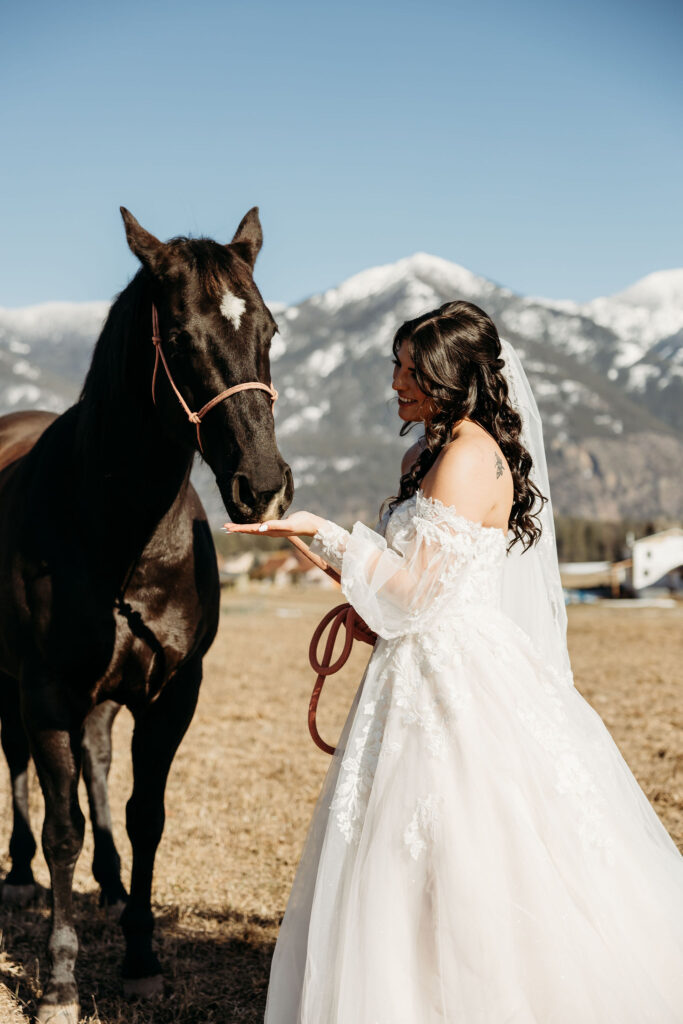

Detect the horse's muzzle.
xmin=223 ymin=464 xmax=293 ymax=524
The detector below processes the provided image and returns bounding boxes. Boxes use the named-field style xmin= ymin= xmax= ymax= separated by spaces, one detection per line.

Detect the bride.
xmin=226 ymin=300 xmax=683 ymax=1023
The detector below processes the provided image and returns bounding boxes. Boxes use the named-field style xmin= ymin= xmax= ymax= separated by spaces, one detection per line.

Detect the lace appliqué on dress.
xmin=332 ymin=683 xmax=391 ymax=845
xmin=404 ymin=794 xmax=442 ymax=861
xmin=414 ymin=490 xmax=506 ymax=547
xmin=515 ymin=691 xmax=615 ymax=864
xmin=310 ymin=519 xmax=349 ymax=573
xmin=382 ymin=636 xmax=474 ymax=759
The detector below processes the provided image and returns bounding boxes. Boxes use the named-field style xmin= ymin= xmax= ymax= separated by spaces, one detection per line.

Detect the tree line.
xmin=554 ymin=517 xmax=677 ymax=563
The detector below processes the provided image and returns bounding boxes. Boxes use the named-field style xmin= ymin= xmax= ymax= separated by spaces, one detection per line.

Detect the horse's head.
xmin=120 ymin=207 xmax=293 ymax=524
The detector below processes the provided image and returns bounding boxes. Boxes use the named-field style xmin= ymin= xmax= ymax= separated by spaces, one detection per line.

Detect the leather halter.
xmin=307 ymin=602 xmax=377 ymax=754
xmin=150 ymin=304 xmax=278 ymax=453
xmin=286 ymin=535 xmax=377 ymax=756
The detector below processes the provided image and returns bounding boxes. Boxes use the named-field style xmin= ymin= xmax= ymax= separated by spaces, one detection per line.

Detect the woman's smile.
xmin=392 ymin=340 xmax=431 ymax=422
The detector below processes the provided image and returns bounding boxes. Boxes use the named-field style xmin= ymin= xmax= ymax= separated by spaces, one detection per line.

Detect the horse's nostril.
xmin=232 ymin=473 xmax=255 ymax=510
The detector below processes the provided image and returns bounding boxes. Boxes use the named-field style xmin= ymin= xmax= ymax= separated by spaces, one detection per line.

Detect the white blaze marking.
xmin=220 ymin=288 xmax=246 ymax=331
xmin=263 ymin=491 xmax=287 ymax=522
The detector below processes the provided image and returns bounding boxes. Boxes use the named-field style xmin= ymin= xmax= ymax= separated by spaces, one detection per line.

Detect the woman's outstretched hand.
xmin=223 ymin=510 xmax=325 ymax=538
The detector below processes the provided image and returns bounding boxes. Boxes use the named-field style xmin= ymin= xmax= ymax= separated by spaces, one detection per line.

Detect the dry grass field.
xmin=1 ymin=591 xmax=682 ymax=1023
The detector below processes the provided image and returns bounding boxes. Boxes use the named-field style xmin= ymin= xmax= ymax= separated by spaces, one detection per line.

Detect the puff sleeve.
xmin=308 ymin=507 xmax=479 ymax=640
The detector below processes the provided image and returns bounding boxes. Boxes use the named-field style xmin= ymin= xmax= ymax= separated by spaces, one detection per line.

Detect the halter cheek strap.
xmin=150 ymin=304 xmax=278 ymax=453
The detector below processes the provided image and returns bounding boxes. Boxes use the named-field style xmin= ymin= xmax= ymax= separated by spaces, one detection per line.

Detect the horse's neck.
xmin=104 ymin=425 xmax=192 ymax=515
xmin=77 ymin=415 xmax=195 ymax=575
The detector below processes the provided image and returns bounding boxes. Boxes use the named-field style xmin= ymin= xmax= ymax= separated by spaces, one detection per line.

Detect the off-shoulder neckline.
xmin=415 ymin=489 xmax=508 ymax=539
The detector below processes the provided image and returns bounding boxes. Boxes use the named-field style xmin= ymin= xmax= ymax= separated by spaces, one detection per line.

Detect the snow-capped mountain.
xmin=0 ymin=301 xmax=108 ymax=411
xmin=533 ymin=269 xmax=683 ymax=366
xmin=531 ymin=269 xmax=683 ymax=436
xmin=586 ymin=269 xmax=683 ymax=358
xmin=1 ymin=257 xmax=682 ymax=523
xmin=265 ymin=255 xmax=683 ymax=522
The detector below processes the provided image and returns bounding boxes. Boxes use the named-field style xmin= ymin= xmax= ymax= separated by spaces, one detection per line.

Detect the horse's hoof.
xmin=123 ymin=974 xmax=164 ymax=999
xmin=2 ymin=881 xmax=37 ymax=906
xmin=36 ymin=1001 xmax=80 ymax=1024
xmin=104 ymin=898 xmax=127 ymax=922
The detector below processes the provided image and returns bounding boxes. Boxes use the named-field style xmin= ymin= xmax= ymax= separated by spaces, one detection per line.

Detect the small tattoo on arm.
xmin=495 ymin=453 xmax=504 ymax=479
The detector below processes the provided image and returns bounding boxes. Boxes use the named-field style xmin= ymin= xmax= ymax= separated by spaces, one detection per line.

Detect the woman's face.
xmin=392 ymin=340 xmax=433 ymax=423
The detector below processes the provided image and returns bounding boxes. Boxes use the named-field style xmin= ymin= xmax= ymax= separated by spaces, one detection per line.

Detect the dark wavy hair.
xmin=385 ymin=300 xmax=546 ymax=550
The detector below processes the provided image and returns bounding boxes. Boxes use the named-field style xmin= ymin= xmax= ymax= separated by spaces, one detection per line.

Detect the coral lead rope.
xmin=150 ymin=304 xmax=278 ymax=453
xmin=287 ymin=536 xmax=377 ymax=755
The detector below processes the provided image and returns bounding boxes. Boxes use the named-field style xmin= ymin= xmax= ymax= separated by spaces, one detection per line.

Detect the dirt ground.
xmin=1 ymin=592 xmax=682 ymax=1023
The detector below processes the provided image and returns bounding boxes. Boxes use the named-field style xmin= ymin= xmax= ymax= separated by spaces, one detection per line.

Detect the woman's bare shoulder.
xmin=428 ymin=434 xmax=496 ymax=487
xmin=422 ymin=431 xmax=512 ymax=523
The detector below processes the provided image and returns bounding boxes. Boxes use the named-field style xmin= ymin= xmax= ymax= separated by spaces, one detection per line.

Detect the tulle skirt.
xmin=264 ymin=610 xmax=683 ymax=1023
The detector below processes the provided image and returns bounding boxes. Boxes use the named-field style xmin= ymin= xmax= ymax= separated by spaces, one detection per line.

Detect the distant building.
xmin=249 ymin=550 xmax=301 ymax=585
xmin=631 ymin=528 xmax=683 ymax=592
xmin=248 ymin=547 xmax=336 ymax=587
xmin=560 ymin=561 xmax=629 ymax=595
xmin=219 ymin=551 xmax=255 ymax=588
xmin=560 ymin=527 xmax=683 ymax=600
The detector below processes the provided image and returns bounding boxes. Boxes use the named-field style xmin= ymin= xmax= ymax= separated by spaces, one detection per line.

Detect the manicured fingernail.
xmin=258 ymin=524 xmax=268 ymax=532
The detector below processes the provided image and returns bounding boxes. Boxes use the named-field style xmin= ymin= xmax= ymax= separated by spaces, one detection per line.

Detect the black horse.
xmin=0 ymin=207 xmax=292 ymax=1023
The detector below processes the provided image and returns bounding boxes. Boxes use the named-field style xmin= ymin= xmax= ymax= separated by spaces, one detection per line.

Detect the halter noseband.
xmin=150 ymin=304 xmax=278 ymax=453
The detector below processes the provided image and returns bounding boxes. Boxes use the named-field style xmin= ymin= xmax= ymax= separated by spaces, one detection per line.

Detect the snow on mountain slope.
xmin=0 ymin=301 xmax=109 ymax=341
xmin=620 ymin=326 xmax=683 ymax=435
xmin=612 ymin=268 xmax=683 ymax=309
xmin=585 ymin=279 xmax=683 ymax=366
xmin=536 ymin=269 xmax=683 ymax=369
xmin=310 ymin=253 xmax=506 ymax=314
xmin=0 ymin=301 xmax=109 ymax=412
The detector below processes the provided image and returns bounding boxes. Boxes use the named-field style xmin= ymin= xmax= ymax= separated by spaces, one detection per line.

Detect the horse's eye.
xmin=171 ymin=330 xmax=192 ymax=346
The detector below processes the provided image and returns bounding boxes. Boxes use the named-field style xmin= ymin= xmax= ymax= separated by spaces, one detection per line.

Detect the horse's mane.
xmin=79 ymin=271 xmax=148 ymax=412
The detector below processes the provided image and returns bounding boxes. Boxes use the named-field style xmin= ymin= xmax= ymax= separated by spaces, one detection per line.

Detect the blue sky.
xmin=1 ymin=0 xmax=681 ymax=307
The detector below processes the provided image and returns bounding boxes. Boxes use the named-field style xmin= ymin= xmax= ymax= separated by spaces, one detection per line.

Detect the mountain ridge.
xmin=1 ymin=256 xmax=681 ymax=524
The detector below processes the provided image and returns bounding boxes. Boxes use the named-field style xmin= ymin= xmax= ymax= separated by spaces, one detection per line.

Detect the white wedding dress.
xmin=264 ymin=489 xmax=683 ymax=1024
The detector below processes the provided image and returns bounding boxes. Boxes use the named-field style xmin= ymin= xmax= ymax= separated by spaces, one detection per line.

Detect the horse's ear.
xmin=120 ymin=207 xmax=167 ymax=275
xmin=228 ymin=207 xmax=263 ymax=270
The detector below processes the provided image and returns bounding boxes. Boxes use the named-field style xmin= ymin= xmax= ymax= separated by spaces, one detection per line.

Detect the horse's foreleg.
xmin=22 ymin=677 xmax=85 ymax=1024
xmin=0 ymin=673 xmax=37 ymax=902
xmin=120 ymin=656 xmax=202 ymax=998
xmin=81 ymin=699 xmax=127 ymax=916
